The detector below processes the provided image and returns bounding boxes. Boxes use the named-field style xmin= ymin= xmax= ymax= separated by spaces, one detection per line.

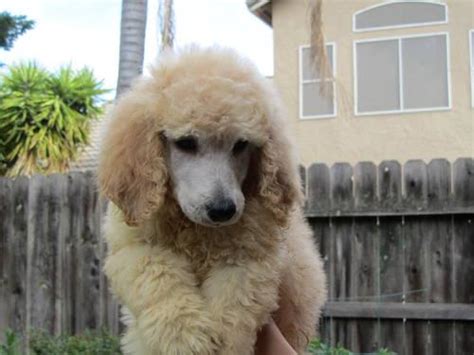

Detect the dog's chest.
xmin=168 ymin=228 xmax=277 ymax=284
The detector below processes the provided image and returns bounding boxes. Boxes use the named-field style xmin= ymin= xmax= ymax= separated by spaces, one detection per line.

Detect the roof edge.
xmin=246 ymin=0 xmax=272 ymax=26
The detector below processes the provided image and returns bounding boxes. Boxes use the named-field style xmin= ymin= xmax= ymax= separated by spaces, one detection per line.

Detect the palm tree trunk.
xmin=158 ymin=0 xmax=174 ymax=52
xmin=116 ymin=0 xmax=148 ymax=98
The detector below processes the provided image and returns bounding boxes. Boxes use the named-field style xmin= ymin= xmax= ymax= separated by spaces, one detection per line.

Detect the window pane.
xmin=302 ymin=81 xmax=334 ymax=117
xmin=355 ymin=2 xmax=446 ymax=30
xmin=302 ymin=45 xmax=333 ymax=81
xmin=356 ymin=40 xmax=400 ymax=113
xmin=402 ymin=35 xmax=449 ymax=109
xmin=471 ymin=31 xmax=474 ymax=68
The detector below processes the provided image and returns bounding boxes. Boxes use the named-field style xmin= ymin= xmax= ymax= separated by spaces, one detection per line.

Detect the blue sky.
xmin=2 ymin=0 xmax=273 ymax=96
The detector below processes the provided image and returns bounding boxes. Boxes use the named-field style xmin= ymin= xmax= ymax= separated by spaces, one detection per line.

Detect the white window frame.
xmin=353 ymin=32 xmax=452 ymax=116
xmin=353 ymin=1 xmax=448 ymax=33
xmin=470 ymin=29 xmax=474 ymax=107
xmin=299 ymin=43 xmax=337 ymax=120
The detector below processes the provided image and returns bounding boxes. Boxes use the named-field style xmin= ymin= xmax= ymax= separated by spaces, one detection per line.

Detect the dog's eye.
xmin=174 ymin=136 xmax=198 ymax=153
xmin=232 ymin=140 xmax=248 ymax=155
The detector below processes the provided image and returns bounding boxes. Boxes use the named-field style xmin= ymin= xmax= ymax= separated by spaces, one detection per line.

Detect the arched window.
xmin=353 ymin=1 xmax=448 ymax=32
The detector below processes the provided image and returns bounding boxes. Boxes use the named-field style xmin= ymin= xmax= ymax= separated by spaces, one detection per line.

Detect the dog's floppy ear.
xmin=98 ymin=94 xmax=167 ymax=226
xmin=253 ymin=121 xmax=304 ymax=227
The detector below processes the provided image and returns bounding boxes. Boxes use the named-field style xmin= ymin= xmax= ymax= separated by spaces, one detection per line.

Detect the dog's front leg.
xmin=201 ymin=255 xmax=282 ymax=355
xmin=105 ymin=242 xmax=221 ymax=355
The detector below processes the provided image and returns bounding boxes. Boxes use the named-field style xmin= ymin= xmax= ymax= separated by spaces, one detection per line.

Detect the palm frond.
xmin=0 ymin=62 xmax=108 ymax=176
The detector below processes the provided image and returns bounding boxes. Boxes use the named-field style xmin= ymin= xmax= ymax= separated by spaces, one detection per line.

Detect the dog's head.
xmin=98 ymin=47 xmax=302 ymax=228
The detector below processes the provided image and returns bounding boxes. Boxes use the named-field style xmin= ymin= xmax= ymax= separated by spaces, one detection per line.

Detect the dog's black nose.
xmin=206 ymin=199 xmax=236 ymax=222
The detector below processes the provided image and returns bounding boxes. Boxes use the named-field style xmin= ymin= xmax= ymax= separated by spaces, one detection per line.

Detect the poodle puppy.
xmin=98 ymin=46 xmax=327 ymax=355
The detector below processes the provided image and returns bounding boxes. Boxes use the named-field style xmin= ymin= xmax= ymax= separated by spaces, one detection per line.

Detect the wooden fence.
xmin=0 ymin=158 xmax=473 ymax=354
xmin=302 ymin=158 xmax=474 ymax=354
xmin=0 ymin=172 xmax=120 ymax=348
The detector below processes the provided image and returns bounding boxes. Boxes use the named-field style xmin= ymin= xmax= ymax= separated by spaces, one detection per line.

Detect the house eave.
xmin=246 ymin=0 xmax=272 ymax=26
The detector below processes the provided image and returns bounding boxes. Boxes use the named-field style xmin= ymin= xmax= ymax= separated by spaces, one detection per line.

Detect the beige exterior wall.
xmin=272 ymin=0 xmax=474 ymax=166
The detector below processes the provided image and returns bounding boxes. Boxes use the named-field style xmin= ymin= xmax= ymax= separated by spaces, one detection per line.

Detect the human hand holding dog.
xmin=255 ymin=319 xmax=297 ymax=355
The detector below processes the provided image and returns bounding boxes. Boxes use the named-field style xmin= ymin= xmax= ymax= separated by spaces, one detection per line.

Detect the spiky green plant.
xmin=0 ymin=62 xmax=107 ymax=176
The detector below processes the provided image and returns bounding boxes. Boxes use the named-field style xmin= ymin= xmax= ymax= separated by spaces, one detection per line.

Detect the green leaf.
xmin=0 ymin=62 xmax=107 ymax=176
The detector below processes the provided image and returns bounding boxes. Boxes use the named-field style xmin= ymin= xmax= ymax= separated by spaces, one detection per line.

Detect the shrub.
xmin=0 ymin=329 xmax=20 ymax=355
xmin=29 ymin=329 xmax=121 ymax=355
xmin=0 ymin=62 xmax=107 ymax=176
xmin=307 ymin=339 xmax=396 ymax=355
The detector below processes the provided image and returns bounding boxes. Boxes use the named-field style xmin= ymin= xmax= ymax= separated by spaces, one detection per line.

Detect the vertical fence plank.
xmin=0 ymin=178 xmax=13 ymax=340
xmin=80 ymin=172 xmax=101 ymax=329
xmin=427 ymin=160 xmax=455 ymax=354
xmin=403 ymin=161 xmax=430 ymax=355
xmin=75 ymin=172 xmax=101 ymax=331
xmin=330 ymin=163 xmax=353 ymax=213
xmin=309 ymin=216 xmax=331 ymax=342
xmin=10 ymin=177 xmax=29 ymax=348
xmin=452 ymin=158 xmax=474 ymax=208
xmin=427 ymin=159 xmax=451 ymax=211
xmin=307 ymin=163 xmax=334 ymax=344
xmin=379 ymin=161 xmax=402 ymax=212
xmin=378 ymin=161 xmax=404 ymax=354
xmin=452 ymin=158 xmax=474 ymax=354
xmin=330 ymin=163 xmax=354 ymax=347
xmin=351 ymin=162 xmax=379 ymax=352
xmin=354 ymin=162 xmax=377 ymax=211
xmin=48 ymin=174 xmax=69 ymax=335
xmin=27 ymin=175 xmax=57 ymax=334
xmin=66 ymin=172 xmax=84 ymax=333
xmin=98 ymin=199 xmax=120 ymax=334
xmin=307 ymin=163 xmax=330 ymax=213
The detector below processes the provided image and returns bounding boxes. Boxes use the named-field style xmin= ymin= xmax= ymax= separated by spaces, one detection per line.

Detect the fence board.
xmin=351 ymin=162 xmax=379 ymax=352
xmin=378 ymin=160 xmax=404 ymax=353
xmin=354 ymin=162 xmax=377 ymax=211
xmin=378 ymin=161 xmax=402 ymax=211
xmin=27 ymin=175 xmax=57 ymax=333
xmin=452 ymin=159 xmax=474 ymax=354
xmin=48 ymin=174 xmax=68 ymax=335
xmin=427 ymin=159 xmax=451 ymax=210
xmin=426 ymin=160 xmax=455 ymax=355
xmin=307 ymin=163 xmax=330 ymax=212
xmin=10 ymin=177 xmax=29 ymax=340
xmin=403 ymin=161 xmax=429 ymax=354
xmin=75 ymin=172 xmax=100 ymax=331
xmin=330 ymin=163 xmax=353 ymax=213
xmin=0 ymin=178 xmax=13 ymax=340
xmin=453 ymin=158 xmax=474 ymax=207
xmin=64 ymin=173 xmax=86 ymax=333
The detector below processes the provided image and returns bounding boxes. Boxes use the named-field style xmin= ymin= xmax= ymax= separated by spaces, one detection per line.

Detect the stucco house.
xmin=247 ymin=0 xmax=474 ymax=166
